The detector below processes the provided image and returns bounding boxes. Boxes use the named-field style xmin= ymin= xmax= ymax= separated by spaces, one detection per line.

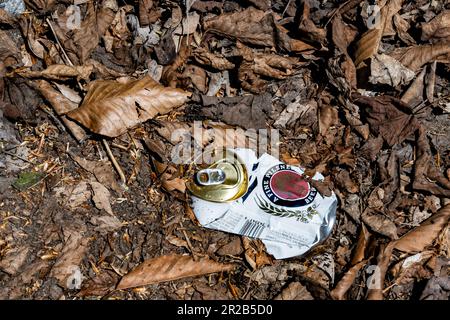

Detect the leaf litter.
xmin=0 ymin=0 xmax=449 ymax=301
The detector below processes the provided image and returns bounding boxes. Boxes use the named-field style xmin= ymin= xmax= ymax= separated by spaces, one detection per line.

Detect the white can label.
xmin=191 ymin=149 xmax=337 ymax=259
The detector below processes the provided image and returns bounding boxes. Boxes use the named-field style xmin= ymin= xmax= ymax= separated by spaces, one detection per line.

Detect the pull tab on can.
xmin=195 ymin=168 xmax=226 ymax=186
xmin=187 ymin=149 xmax=248 ymax=202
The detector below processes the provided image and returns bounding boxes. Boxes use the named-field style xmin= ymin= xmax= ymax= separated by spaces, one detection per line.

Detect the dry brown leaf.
xmin=17 ymin=64 xmax=94 ymax=81
xmin=319 ymin=105 xmax=338 ymax=136
xmin=193 ymin=47 xmax=235 ymax=71
xmin=0 ymin=246 xmax=30 ymax=275
xmin=242 ymin=238 xmax=273 ymax=270
xmin=369 ymin=53 xmax=415 ymax=87
xmin=90 ymin=215 xmax=123 ymax=233
xmin=116 ymin=254 xmax=235 ymax=290
xmin=425 ymin=61 xmax=436 ymax=103
xmin=390 ymin=43 xmax=450 ymax=72
xmin=138 ymin=0 xmax=160 ymax=27
xmin=413 ymin=128 xmax=450 ymax=197
xmin=330 ymin=260 xmax=367 ymax=300
xmin=0 ymin=29 xmax=21 ymax=70
xmin=50 ymin=226 xmax=90 ymax=289
xmin=67 ymin=76 xmax=190 ymax=137
xmin=382 ymin=0 xmax=403 ymax=36
xmin=354 ymin=95 xmax=420 ymax=146
xmin=367 ymin=242 xmax=395 ymax=300
xmin=401 ymin=67 xmax=426 ymax=106
xmin=275 ymin=282 xmax=314 ymax=300
xmin=421 ymin=11 xmax=450 ymax=43
xmin=166 ymin=235 xmax=189 ymax=250
xmin=352 ymin=224 xmax=371 ymax=265
xmin=204 ymin=7 xmax=274 ymax=47
xmin=332 ymin=14 xmax=358 ymax=55
xmin=0 ymin=9 xmax=17 ymax=25
xmin=354 ymin=0 xmax=403 ymax=67
xmin=204 ymin=7 xmax=313 ymax=52
xmin=298 ymin=1 xmax=327 ymax=44
xmin=362 ymin=210 xmax=398 ymax=240
xmin=35 ymin=80 xmax=78 ymax=115
xmin=180 ymin=65 xmax=207 ymax=93
xmin=35 ymin=80 xmax=87 ymax=142
xmin=216 ymin=238 xmax=243 ymax=257
xmin=90 ymin=181 xmax=114 ymax=215
xmin=161 ymin=36 xmax=191 ymax=87
xmin=331 ymin=15 xmax=358 ymax=87
xmin=395 ymin=204 xmax=450 ymax=253
xmin=154 ymin=161 xmax=186 ymax=193
xmin=334 ymin=170 xmax=358 ymax=194
xmin=393 ymin=14 xmax=416 ymax=46
xmin=70 ymin=154 xmax=122 ymax=193
xmin=53 ymin=2 xmax=115 ymax=64
xmin=78 ymin=270 xmax=119 ymax=297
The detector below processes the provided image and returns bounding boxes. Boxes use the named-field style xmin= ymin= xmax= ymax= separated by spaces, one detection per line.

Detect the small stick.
xmin=102 ymin=138 xmax=127 ymax=187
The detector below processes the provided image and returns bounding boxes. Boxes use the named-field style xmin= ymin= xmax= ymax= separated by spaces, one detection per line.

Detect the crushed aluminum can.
xmin=187 ymin=148 xmax=337 ymax=259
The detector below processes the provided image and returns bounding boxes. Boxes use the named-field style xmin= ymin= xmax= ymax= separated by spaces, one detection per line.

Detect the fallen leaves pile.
xmin=0 ymin=0 xmax=449 ymax=300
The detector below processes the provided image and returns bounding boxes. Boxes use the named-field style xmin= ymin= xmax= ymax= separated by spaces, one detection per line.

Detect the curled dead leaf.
xmin=275 ymin=282 xmax=314 ymax=300
xmin=421 ymin=11 xmax=450 ymax=43
xmin=362 ymin=210 xmax=398 ymax=240
xmin=204 ymin=7 xmax=313 ymax=52
xmin=330 ymin=260 xmax=367 ymax=300
xmin=395 ymin=204 xmax=450 ymax=253
xmin=354 ymin=0 xmax=403 ymax=67
xmin=67 ymin=76 xmax=190 ymax=137
xmin=390 ymin=43 xmax=450 ymax=72
xmin=116 ymin=254 xmax=235 ymax=290
xmin=352 ymin=224 xmax=371 ymax=265
xmin=413 ymin=128 xmax=450 ymax=197
xmin=353 ymin=95 xmax=420 ymax=146
xmin=17 ymin=64 xmax=94 ymax=81
xmin=90 ymin=181 xmax=114 ymax=215
xmin=193 ymin=47 xmax=235 ymax=71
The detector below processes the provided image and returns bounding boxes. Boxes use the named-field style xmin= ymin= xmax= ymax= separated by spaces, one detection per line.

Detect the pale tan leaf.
xmin=90 ymin=181 xmax=114 ymax=215
xmin=275 ymin=282 xmax=314 ymax=300
xmin=35 ymin=80 xmax=79 ymax=115
xmin=54 ymin=83 xmax=82 ymax=104
xmin=394 ymin=204 xmax=450 ymax=253
xmin=35 ymin=80 xmax=87 ymax=142
xmin=67 ymin=76 xmax=190 ymax=137
xmin=390 ymin=43 xmax=450 ymax=72
xmin=116 ymin=254 xmax=235 ymax=289
xmin=331 ymin=260 xmax=367 ymax=300
xmin=70 ymin=154 xmax=122 ymax=194
xmin=369 ymin=53 xmax=415 ymax=87
xmin=401 ymin=67 xmax=426 ymax=105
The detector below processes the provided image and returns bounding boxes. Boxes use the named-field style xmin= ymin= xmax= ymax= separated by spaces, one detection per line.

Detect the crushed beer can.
xmin=187 ymin=148 xmax=337 ymax=259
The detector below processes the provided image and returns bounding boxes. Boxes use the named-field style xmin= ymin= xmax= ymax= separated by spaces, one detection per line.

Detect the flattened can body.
xmin=188 ymin=148 xmax=337 ymax=259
